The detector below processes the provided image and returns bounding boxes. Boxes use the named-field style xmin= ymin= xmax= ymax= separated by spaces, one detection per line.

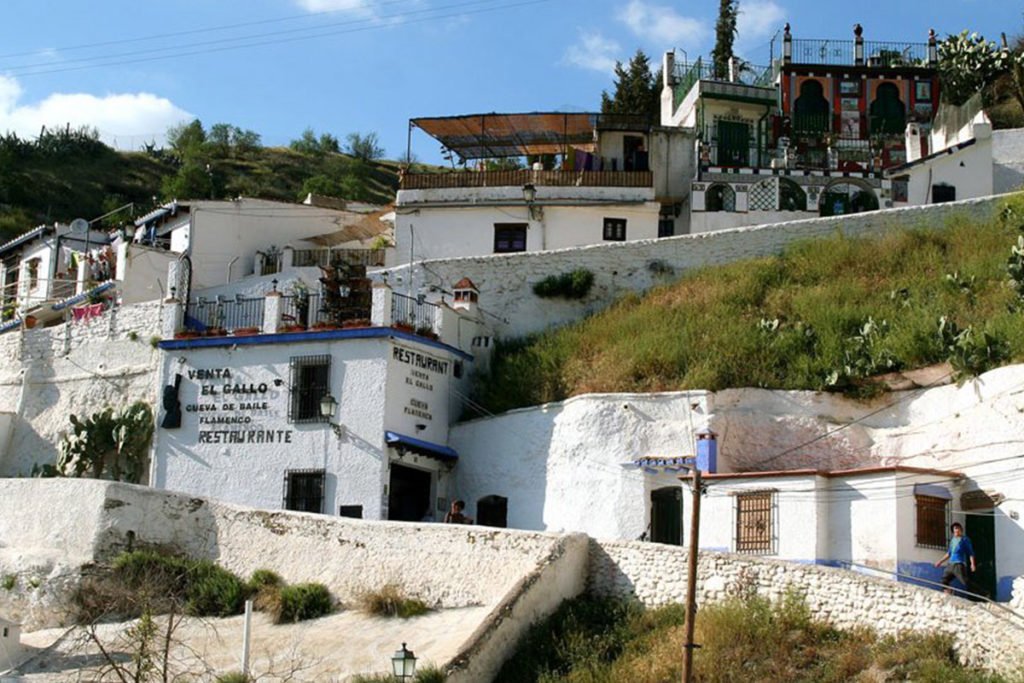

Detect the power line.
xmin=0 ymin=0 xmax=427 ymax=62
xmin=5 ymin=0 xmax=554 ymax=79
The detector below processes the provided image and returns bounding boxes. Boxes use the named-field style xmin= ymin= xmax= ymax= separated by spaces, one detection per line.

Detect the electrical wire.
xmin=5 ymin=0 xmax=555 ymax=79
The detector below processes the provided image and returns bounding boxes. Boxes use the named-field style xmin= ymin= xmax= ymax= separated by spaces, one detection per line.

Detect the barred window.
xmin=603 ymin=218 xmax=627 ymax=241
xmin=915 ymin=495 xmax=949 ymax=549
xmin=283 ymin=469 xmax=325 ymax=513
xmin=288 ymin=355 xmax=330 ymax=423
xmin=735 ymin=490 xmax=775 ymax=554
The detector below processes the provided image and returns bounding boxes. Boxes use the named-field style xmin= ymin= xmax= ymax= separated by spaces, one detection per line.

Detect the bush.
xmin=185 ymin=560 xmax=248 ymax=617
xmin=276 ymin=583 xmax=333 ymax=623
xmin=358 ymin=584 xmax=430 ymax=619
xmin=248 ymin=568 xmax=284 ymax=613
xmin=532 ymin=268 xmax=594 ymax=299
xmin=215 ymin=672 xmax=251 ymax=683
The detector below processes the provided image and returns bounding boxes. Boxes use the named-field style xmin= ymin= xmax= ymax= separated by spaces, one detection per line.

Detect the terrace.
xmin=399 ymin=112 xmax=655 ymax=199
xmin=775 ymin=24 xmax=937 ymax=69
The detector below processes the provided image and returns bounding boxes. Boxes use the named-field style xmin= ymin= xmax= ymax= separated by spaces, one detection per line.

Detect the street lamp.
xmin=319 ymin=393 xmax=344 ymax=437
xmin=522 ymin=183 xmax=541 ymax=221
xmin=391 ymin=642 xmax=416 ymax=681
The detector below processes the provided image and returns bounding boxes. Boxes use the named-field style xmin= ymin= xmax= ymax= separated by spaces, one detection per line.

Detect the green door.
xmin=718 ymin=121 xmax=750 ymax=167
xmin=965 ymin=512 xmax=996 ymax=600
xmin=651 ymin=487 xmax=682 ymax=545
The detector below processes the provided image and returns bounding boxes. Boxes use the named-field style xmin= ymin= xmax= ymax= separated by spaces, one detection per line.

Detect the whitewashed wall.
xmin=384 ymin=194 xmax=1009 ymax=339
xmin=118 ymin=243 xmax=176 ymax=304
xmin=895 ymin=133 xmax=994 ymax=206
xmin=0 ymin=302 xmax=163 ymax=476
xmin=152 ymin=333 xmax=470 ymax=520
xmin=394 ymin=200 xmax=661 ymax=262
xmin=993 ymin=128 xmax=1024 ymax=193
xmin=450 ymin=391 xmax=709 ymax=539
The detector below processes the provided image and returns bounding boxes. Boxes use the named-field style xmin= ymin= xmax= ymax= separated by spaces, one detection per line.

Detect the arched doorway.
xmin=794 ymin=79 xmax=830 ymax=133
xmin=820 ymin=181 xmax=879 ymax=216
xmin=870 ymin=82 xmax=906 ymax=135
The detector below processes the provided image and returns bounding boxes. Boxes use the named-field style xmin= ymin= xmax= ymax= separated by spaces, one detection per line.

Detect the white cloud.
xmin=563 ymin=30 xmax=622 ymax=73
xmin=293 ymin=0 xmax=375 ymax=16
xmin=738 ymin=0 xmax=785 ymax=42
xmin=618 ymin=0 xmax=706 ymax=47
xmin=0 ymin=75 xmax=193 ymax=148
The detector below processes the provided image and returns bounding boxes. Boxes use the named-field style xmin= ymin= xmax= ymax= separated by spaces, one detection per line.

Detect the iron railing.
xmin=780 ymin=38 xmax=929 ymax=67
xmin=184 ymin=296 xmax=265 ymax=332
xmin=401 ymin=169 xmax=653 ymax=190
xmin=390 ymin=293 xmax=440 ymax=334
xmin=291 ymin=248 xmax=385 ymax=269
xmin=280 ymin=292 xmax=372 ymax=329
xmin=672 ymin=58 xmax=775 ymax=108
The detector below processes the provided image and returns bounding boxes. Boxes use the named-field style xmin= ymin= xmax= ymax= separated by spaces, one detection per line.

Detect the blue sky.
xmin=0 ymin=0 xmax=1019 ymax=164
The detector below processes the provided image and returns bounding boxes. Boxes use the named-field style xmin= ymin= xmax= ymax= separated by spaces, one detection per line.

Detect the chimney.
xmin=451 ymin=277 xmax=480 ymax=314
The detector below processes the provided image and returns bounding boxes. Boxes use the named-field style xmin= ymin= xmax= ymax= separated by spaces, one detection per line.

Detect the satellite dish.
xmin=69 ymin=218 xmax=89 ymax=235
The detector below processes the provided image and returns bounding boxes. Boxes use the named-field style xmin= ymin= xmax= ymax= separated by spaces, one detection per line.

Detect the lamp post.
xmin=319 ymin=393 xmax=344 ymax=437
xmin=522 ymin=183 xmax=541 ymax=221
xmin=391 ymin=642 xmax=417 ymax=681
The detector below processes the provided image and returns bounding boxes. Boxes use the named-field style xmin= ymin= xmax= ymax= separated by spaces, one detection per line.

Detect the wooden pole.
xmin=682 ymin=467 xmax=702 ymax=683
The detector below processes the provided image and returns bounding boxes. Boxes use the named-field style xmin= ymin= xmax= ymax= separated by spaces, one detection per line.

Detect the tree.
xmin=600 ymin=49 xmax=661 ymax=120
xmin=166 ymin=120 xmax=206 ymax=159
xmin=162 ymin=161 xmax=215 ymax=201
xmin=345 ymin=132 xmax=385 ymax=161
xmin=712 ymin=0 xmax=739 ymax=79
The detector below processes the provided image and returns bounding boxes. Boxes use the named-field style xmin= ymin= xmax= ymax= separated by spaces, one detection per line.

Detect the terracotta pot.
xmin=23 ymin=315 xmax=37 ymax=329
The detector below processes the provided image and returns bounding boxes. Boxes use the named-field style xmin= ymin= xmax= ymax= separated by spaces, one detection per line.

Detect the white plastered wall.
xmin=895 ymin=133 xmax=994 ymax=206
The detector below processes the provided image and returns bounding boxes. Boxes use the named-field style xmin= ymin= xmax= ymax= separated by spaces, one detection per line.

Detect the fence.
xmin=672 ymin=58 xmax=774 ymax=108
xmin=184 ymin=297 xmax=265 ymax=332
xmin=779 ymin=38 xmax=929 ymax=67
xmin=291 ymin=248 xmax=385 ymax=269
xmin=401 ymin=169 xmax=653 ymax=191
xmin=390 ymin=293 xmax=439 ymax=334
xmin=280 ymin=292 xmax=372 ymax=329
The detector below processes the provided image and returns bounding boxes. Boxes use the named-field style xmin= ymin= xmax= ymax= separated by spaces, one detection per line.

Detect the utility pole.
xmin=682 ymin=466 xmax=702 ymax=683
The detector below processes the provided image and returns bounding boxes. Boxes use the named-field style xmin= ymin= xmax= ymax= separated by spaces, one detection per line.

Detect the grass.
xmin=495 ymin=593 xmax=1011 ymax=683
xmin=473 ymin=194 xmax=1024 ymax=414
xmin=358 ymin=583 xmax=430 ymax=618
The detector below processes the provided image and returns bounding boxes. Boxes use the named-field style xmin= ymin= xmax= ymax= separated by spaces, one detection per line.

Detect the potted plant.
xmin=174 ymin=330 xmax=200 ymax=339
xmin=23 ymin=314 xmax=37 ymax=329
xmin=232 ymin=326 xmax=261 ymax=336
xmin=392 ymin=321 xmax=414 ymax=333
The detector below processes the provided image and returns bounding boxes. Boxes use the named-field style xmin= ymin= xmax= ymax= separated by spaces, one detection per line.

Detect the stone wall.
xmin=589 ymin=539 xmax=1024 ymax=675
xmin=385 ymin=194 xmax=1011 ymax=338
xmin=0 ymin=479 xmax=581 ymax=632
xmin=0 ymin=302 xmax=163 ymax=475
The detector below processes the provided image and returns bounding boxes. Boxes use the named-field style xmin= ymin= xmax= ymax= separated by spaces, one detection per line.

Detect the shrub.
xmin=358 ymin=584 xmax=429 ymax=619
xmin=185 ymin=560 xmax=248 ymax=617
xmin=276 ymin=583 xmax=333 ymax=623
xmin=215 ymin=672 xmax=251 ymax=683
xmin=532 ymin=268 xmax=594 ymax=299
xmin=1 ymin=575 xmax=15 ymax=591
xmin=248 ymin=568 xmax=284 ymax=613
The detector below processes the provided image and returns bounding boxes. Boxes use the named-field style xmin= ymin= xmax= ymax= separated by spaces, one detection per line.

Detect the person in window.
xmin=934 ymin=522 xmax=976 ymax=596
xmin=444 ymin=499 xmax=473 ymax=524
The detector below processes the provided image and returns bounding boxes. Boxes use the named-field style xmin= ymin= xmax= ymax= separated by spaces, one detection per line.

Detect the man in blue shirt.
xmin=934 ymin=522 xmax=976 ymax=595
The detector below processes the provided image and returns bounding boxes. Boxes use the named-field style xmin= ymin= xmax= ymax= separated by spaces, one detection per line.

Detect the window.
xmin=477 ymin=495 xmax=508 ymax=528
xmin=494 ymin=223 xmax=527 ymax=253
xmin=284 ymin=469 xmax=325 ymax=513
xmin=603 ymin=218 xmax=627 ymax=241
xmin=288 ymin=355 xmax=330 ymax=423
xmin=735 ymin=491 xmax=775 ymax=554
xmin=932 ymin=184 xmax=956 ymax=204
xmin=705 ymin=184 xmax=736 ymax=212
xmin=915 ymin=495 xmax=949 ymax=549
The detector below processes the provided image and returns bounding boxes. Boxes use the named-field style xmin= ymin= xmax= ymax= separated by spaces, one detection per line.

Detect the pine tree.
xmin=712 ymin=0 xmax=739 ymax=79
xmin=600 ymin=49 xmax=662 ymax=121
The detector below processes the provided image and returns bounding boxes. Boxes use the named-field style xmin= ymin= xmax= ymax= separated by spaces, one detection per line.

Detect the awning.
xmin=410 ymin=112 xmax=649 ymax=160
xmin=134 ymin=201 xmax=179 ymax=227
xmin=51 ymin=281 xmax=116 ymax=312
xmin=385 ymin=431 xmax=458 ymax=462
xmin=914 ymin=483 xmax=953 ymax=500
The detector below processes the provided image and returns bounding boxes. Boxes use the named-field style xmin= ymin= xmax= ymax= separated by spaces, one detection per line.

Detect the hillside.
xmin=473 ymin=194 xmax=1024 ymax=415
xmin=0 ymin=133 xmax=403 ymax=241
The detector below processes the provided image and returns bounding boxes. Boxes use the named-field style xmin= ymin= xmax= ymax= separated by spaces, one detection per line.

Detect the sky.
xmin=0 ymin=0 xmax=1019 ymax=164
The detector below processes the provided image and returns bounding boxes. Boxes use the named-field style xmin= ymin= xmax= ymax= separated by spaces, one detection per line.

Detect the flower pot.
xmin=23 ymin=315 xmax=37 ymax=329
xmin=232 ymin=327 xmax=260 ymax=336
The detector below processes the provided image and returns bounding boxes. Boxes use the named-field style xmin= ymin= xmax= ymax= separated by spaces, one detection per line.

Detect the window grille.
xmin=735 ymin=490 xmax=775 ymax=554
xmin=493 ymin=224 xmax=527 ymax=253
xmin=915 ymin=495 xmax=949 ymax=549
xmin=603 ymin=217 xmax=627 ymax=241
xmin=288 ymin=355 xmax=330 ymax=423
xmin=283 ymin=469 xmax=325 ymax=513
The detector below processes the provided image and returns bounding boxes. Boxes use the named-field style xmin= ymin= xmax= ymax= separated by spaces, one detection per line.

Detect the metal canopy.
xmin=410 ymin=112 xmax=618 ymax=159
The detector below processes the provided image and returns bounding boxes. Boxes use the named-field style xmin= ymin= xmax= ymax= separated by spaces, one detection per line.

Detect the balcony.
xmin=672 ymin=58 xmax=776 ymax=110
xmin=400 ymin=169 xmax=653 ymax=191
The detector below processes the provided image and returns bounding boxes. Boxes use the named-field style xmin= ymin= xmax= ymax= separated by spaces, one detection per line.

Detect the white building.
xmin=0 ymin=615 xmax=22 ymax=671
xmin=395 ymin=113 xmax=693 ymax=260
xmin=151 ymin=280 xmax=489 ymax=522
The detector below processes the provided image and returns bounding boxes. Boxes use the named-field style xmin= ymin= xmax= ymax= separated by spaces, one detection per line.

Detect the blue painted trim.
xmin=385 ymin=430 xmax=458 ymax=461
xmin=0 ymin=319 xmax=21 ymax=334
xmin=159 ymin=326 xmax=473 ymax=361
